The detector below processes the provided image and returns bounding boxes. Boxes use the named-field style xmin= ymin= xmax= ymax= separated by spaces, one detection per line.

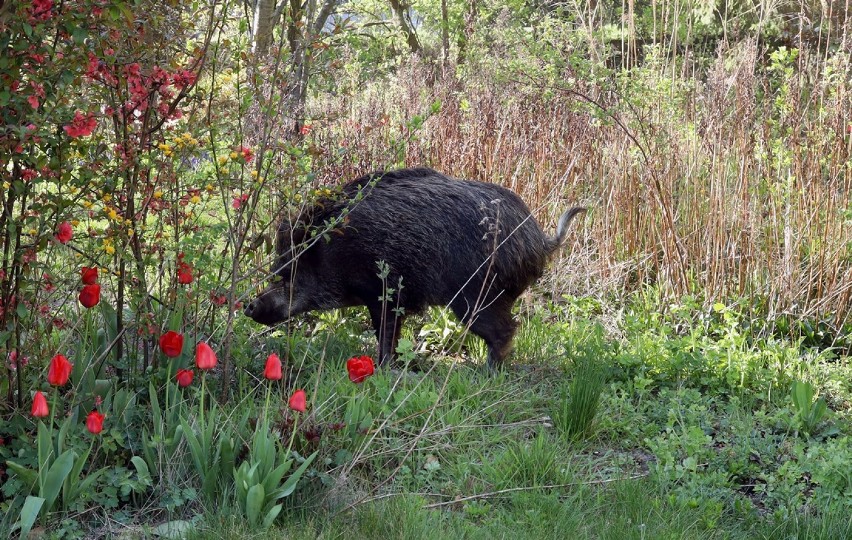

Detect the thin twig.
xmin=421 ymin=473 xmax=649 ymax=509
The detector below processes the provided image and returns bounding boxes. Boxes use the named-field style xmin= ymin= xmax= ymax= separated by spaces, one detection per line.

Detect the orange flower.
xmin=47 ymin=353 xmax=72 ymax=386
xmin=31 ymin=391 xmax=49 ymax=417
xmin=346 ymin=355 xmax=375 ymax=383
xmin=288 ymin=389 xmax=306 ymax=412
xmin=86 ymin=410 xmax=105 ymax=434
xmin=195 ymin=341 xmax=217 ymax=370
xmin=79 ymin=283 xmax=101 ymax=308
xmin=264 ymin=353 xmax=283 ymax=380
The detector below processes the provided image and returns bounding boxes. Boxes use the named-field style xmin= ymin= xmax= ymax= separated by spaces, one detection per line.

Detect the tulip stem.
xmin=286 ymin=412 xmax=299 ymax=458
xmin=200 ymin=372 xmax=206 ymax=430
xmin=48 ymin=389 xmax=58 ymax=431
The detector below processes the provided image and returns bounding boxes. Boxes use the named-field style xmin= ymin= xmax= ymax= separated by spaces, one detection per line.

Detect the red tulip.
xmin=288 ymin=389 xmax=306 ymax=412
xmin=159 ymin=331 xmax=184 ymax=358
xmin=55 ymin=221 xmax=73 ymax=244
xmin=346 ymin=355 xmax=375 ymax=383
xmin=86 ymin=410 xmax=105 ymax=434
xmin=264 ymin=353 xmax=282 ymax=380
xmin=81 ymin=266 xmax=98 ymax=285
xmin=78 ymin=283 xmax=101 ymax=308
xmin=175 ymin=368 xmax=194 ymax=387
xmin=195 ymin=341 xmax=217 ymax=370
xmin=47 ymin=353 xmax=72 ymax=386
xmin=31 ymin=391 xmax=49 ymax=418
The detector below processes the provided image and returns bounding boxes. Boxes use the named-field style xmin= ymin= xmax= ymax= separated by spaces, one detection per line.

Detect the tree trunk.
xmin=252 ymin=0 xmax=279 ymax=56
xmin=441 ymin=0 xmax=450 ymax=74
xmin=286 ymin=0 xmax=337 ymax=136
xmin=388 ymin=0 xmax=422 ymax=55
xmin=457 ymin=0 xmax=477 ymax=65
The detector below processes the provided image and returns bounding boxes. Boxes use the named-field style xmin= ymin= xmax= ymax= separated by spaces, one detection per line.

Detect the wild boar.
xmin=244 ymin=167 xmax=585 ymax=368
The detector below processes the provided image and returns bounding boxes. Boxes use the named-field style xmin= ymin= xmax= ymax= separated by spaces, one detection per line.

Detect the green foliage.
xmin=790 ymin=380 xmax=830 ymax=437
xmin=553 ymin=328 xmax=610 ymax=441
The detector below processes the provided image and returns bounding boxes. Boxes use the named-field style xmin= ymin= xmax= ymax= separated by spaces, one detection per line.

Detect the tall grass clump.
xmin=554 ymin=346 xmax=608 ymax=442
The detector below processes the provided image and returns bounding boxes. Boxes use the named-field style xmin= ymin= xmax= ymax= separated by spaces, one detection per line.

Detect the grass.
xmin=162 ymin=291 xmax=852 ymax=539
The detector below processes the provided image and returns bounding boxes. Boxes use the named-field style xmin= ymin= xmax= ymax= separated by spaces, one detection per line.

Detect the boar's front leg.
xmin=368 ymin=305 xmax=405 ymax=367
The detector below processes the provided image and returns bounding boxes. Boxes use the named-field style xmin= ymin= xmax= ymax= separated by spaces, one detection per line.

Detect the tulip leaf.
xmin=263 ymin=458 xmax=293 ymax=495
xmin=246 ymin=484 xmax=265 ymax=527
xmin=277 ymin=451 xmax=317 ymax=499
xmin=43 ymin=450 xmax=74 ymax=514
xmin=18 ymin=495 xmax=45 ymax=539
xmin=262 ymin=504 xmax=283 ymax=529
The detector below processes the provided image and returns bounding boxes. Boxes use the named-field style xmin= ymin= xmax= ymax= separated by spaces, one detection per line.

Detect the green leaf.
xmin=276 ymin=451 xmax=317 ymax=499
xmin=261 ymin=504 xmax=282 ymax=529
xmin=246 ymin=484 xmax=265 ymax=527
xmin=43 ymin=451 xmax=75 ymax=513
xmin=5 ymin=461 xmax=38 ymax=489
xmin=131 ymin=456 xmax=152 ymax=487
xmin=262 ymin=458 xmax=293 ymax=496
xmin=18 ymin=496 xmax=44 ymax=539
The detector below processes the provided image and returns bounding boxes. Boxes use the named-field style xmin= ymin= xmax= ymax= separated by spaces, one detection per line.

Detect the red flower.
xmin=63 ymin=111 xmax=97 ymax=138
xmin=159 ymin=331 xmax=184 ymax=358
xmin=300 ymin=124 xmax=312 ymax=135
xmin=86 ymin=410 xmax=105 ymax=434
xmin=47 ymin=354 xmax=72 ymax=386
xmin=264 ymin=353 xmax=282 ymax=380
xmin=81 ymin=266 xmax=99 ymax=285
xmin=175 ymin=368 xmax=194 ymax=387
xmin=289 ymin=389 xmax=307 ymax=413
xmin=79 ymin=284 xmax=101 ymax=308
xmin=239 ymin=146 xmax=254 ymax=162
xmin=55 ymin=221 xmax=73 ymax=244
xmin=195 ymin=341 xmax=217 ymax=370
xmin=31 ymin=391 xmax=49 ymax=418
xmin=177 ymin=261 xmax=193 ymax=285
xmin=346 ymin=355 xmax=375 ymax=383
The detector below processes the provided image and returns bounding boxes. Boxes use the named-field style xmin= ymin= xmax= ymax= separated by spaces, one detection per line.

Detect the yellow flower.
xmin=190 ymin=138 xmax=199 ymax=146
xmin=28 ymin=228 xmax=37 ymax=235
xmin=102 ymin=193 xmax=112 ymax=202
xmin=2 ymin=181 xmax=10 ymax=189
xmin=71 ymin=220 xmax=80 ymax=226
xmin=127 ymin=228 xmax=134 ymax=236
xmin=251 ymin=170 xmax=258 ymax=178
xmin=105 ymin=245 xmax=115 ymax=255
xmin=124 ymin=219 xmax=132 ymax=226
xmin=107 ymin=208 xmax=119 ymax=221
xmin=218 ymin=156 xmax=228 ymax=166
xmin=83 ymin=201 xmax=93 ymax=208
xmin=191 ymin=195 xmax=200 ymax=204
xmin=154 ymin=190 xmax=163 ymax=199
xmin=205 ymin=184 xmax=214 ymax=192
xmin=229 ymin=151 xmax=238 ymax=160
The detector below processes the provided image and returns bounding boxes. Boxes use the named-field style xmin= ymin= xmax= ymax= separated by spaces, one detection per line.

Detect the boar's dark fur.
xmin=244 ymin=167 xmax=585 ymax=369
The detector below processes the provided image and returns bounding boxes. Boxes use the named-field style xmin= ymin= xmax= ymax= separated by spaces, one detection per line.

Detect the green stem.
xmin=285 ymin=412 xmax=299 ymax=457
xmin=200 ymin=371 xmax=206 ymax=430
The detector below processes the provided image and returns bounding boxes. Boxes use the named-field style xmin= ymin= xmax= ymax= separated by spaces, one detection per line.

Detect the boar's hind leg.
xmin=457 ymin=301 xmax=518 ymax=370
xmin=368 ymin=305 xmax=405 ymax=367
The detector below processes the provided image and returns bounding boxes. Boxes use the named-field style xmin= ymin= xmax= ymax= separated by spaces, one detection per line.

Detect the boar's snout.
xmin=243 ymin=294 xmax=282 ymax=326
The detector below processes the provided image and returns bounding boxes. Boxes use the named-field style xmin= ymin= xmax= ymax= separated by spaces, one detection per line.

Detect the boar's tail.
xmin=547 ymin=206 xmax=587 ymax=252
